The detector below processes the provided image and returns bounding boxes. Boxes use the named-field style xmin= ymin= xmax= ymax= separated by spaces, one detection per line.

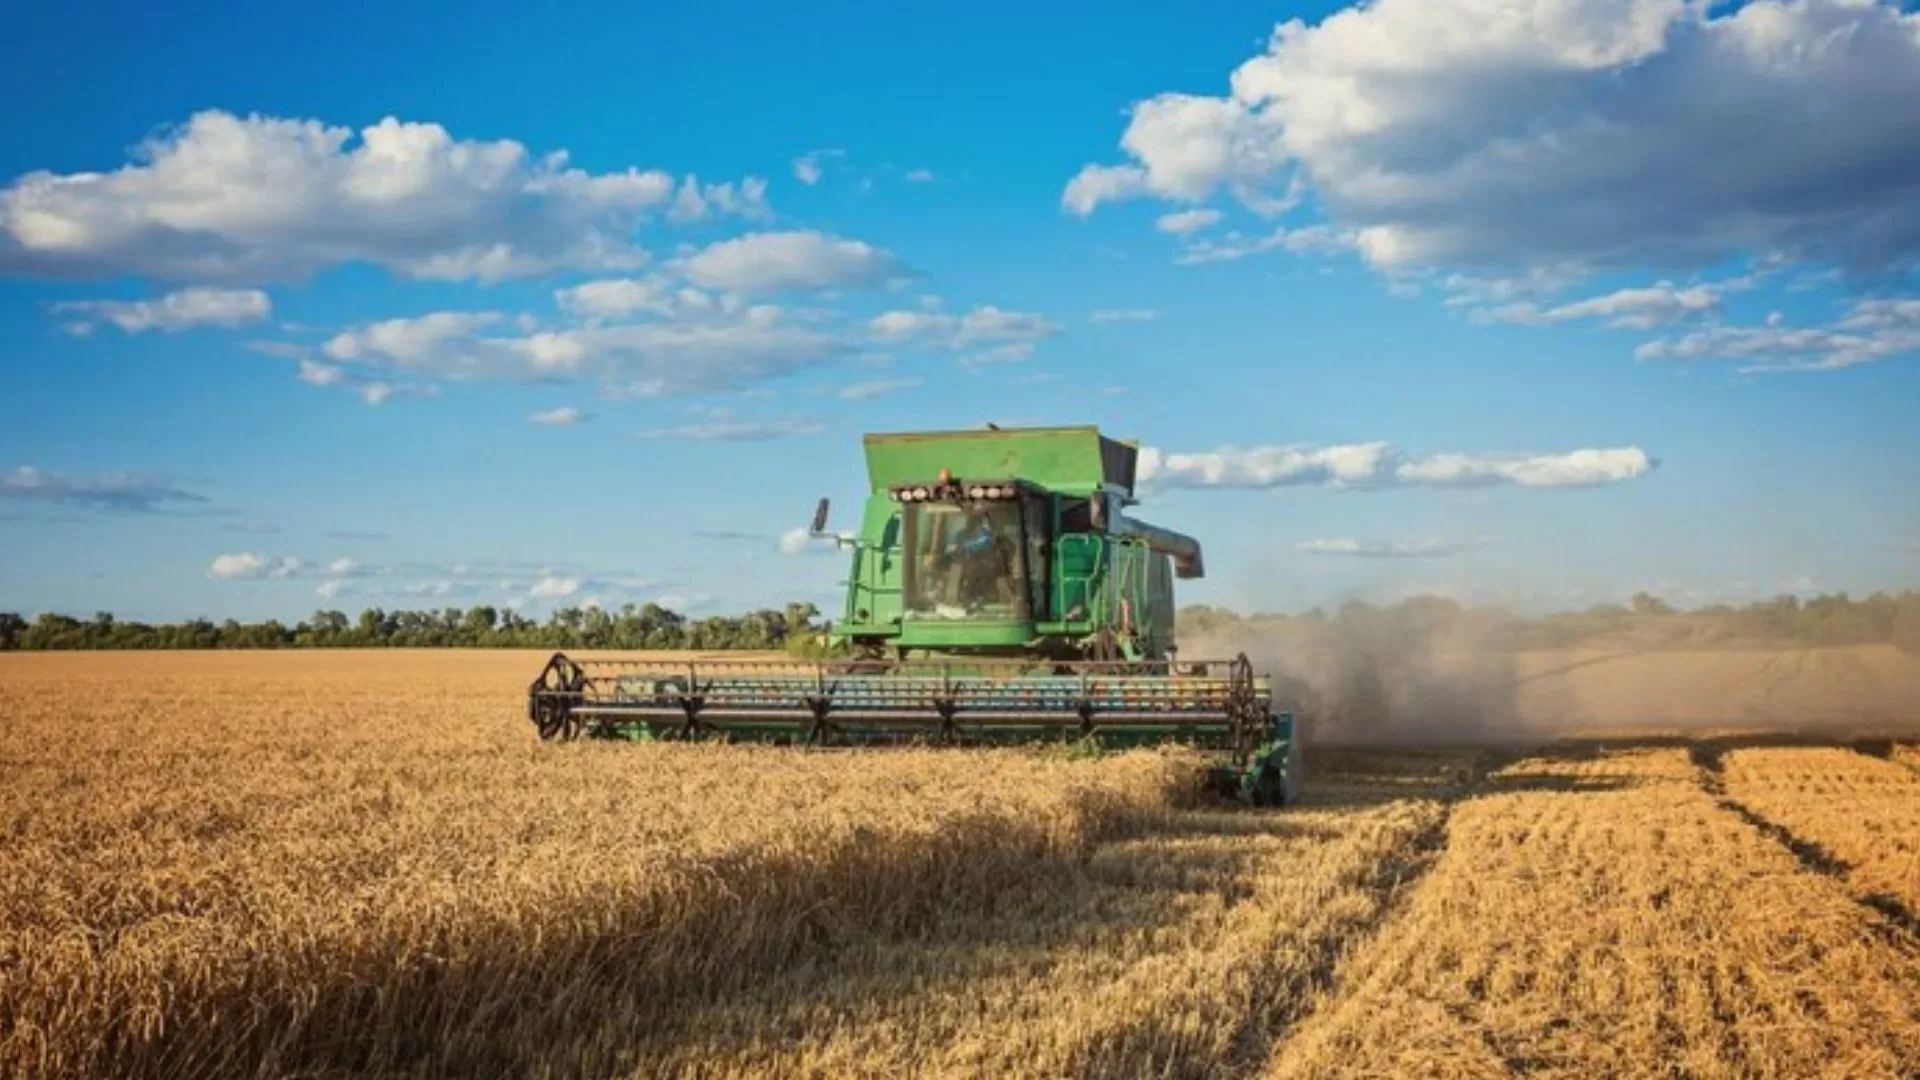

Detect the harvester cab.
xmin=528 ymin=425 xmax=1301 ymax=805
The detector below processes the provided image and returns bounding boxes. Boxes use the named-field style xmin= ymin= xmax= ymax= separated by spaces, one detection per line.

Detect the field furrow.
xmin=1719 ymin=747 xmax=1920 ymax=917
xmin=1264 ymin=747 xmax=1920 ymax=1080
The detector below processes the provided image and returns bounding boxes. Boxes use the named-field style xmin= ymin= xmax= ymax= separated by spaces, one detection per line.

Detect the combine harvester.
xmin=528 ymin=426 xmax=1301 ymax=804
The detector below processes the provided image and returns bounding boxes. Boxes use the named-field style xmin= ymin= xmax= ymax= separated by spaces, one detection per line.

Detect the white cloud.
xmin=1067 ymin=0 xmax=1920 ymax=274
xmin=866 ymin=305 xmax=1061 ymax=355
xmin=308 ymin=307 xmax=848 ymax=395
xmin=791 ymin=149 xmax=844 ymax=187
xmin=208 ymin=552 xmax=303 ymax=579
xmin=322 ymin=311 xmax=503 ymax=365
xmin=2 ymin=466 xmax=208 ymax=513
xmin=633 ymin=416 xmax=826 ymax=441
xmin=837 ymin=377 xmax=921 ymax=400
xmin=904 ymin=168 xmax=936 ymax=183
xmin=0 ymin=110 xmax=767 ymax=282
xmin=1175 ymin=224 xmax=1350 ymax=265
xmin=315 ymin=579 xmax=351 ymax=600
xmin=1393 ymin=448 xmax=1654 ymax=488
xmin=1636 ymin=295 xmax=1920 ymax=373
xmin=1294 ymin=537 xmax=1469 ymax=558
xmin=529 ymin=406 xmax=589 ymax=426
xmin=553 ymin=276 xmax=674 ymax=320
xmin=868 ymin=309 xmax=955 ymax=343
xmin=1062 ymin=165 xmax=1151 ymax=216
xmin=1155 ymin=208 xmax=1224 ymax=235
xmin=1478 ymin=280 xmax=1742 ymax=330
xmin=52 ymin=287 xmax=269 ymax=333
xmin=678 ymin=230 xmax=904 ymax=293
xmin=1138 ymin=442 xmax=1654 ymax=490
xmin=326 ymin=557 xmax=361 ymax=576
xmin=528 ymin=575 xmax=581 ymax=600
xmin=209 ymin=552 xmax=269 ymax=579
xmin=1139 ymin=442 xmax=1393 ymax=489
xmin=1089 ymin=308 xmax=1158 ymax=324
xmin=297 ymin=359 xmax=345 ymax=387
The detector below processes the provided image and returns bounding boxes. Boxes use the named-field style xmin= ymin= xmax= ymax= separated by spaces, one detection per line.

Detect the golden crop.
xmin=1267 ymin=748 xmax=1920 ymax=1079
xmin=1721 ymin=747 xmax=1920 ymax=914
xmin=2 ymin=651 xmax=1918 ymax=1079
xmin=0 ymin=652 xmax=1188 ymax=1078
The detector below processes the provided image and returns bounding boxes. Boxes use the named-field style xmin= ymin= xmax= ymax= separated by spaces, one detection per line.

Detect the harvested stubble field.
xmin=2 ymin=650 xmax=1919 ymax=1079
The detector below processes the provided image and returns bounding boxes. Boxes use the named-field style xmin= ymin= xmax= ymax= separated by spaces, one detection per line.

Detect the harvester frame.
xmin=527 ymin=425 xmax=1302 ymax=804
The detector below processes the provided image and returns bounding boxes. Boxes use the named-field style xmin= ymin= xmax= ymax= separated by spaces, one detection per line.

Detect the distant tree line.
xmin=1179 ymin=590 xmax=1920 ymax=655
xmin=6 ymin=590 xmax=1920 ymax=654
xmin=0 ymin=602 xmax=827 ymax=652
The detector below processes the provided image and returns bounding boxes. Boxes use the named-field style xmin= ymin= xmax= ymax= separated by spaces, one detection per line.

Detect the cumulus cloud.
xmin=0 ymin=110 xmax=768 ymax=283
xmin=52 ymin=287 xmax=269 ymax=333
xmin=315 ymin=579 xmax=351 ymax=600
xmin=1138 ymin=442 xmax=1654 ymax=490
xmin=2 ymin=466 xmax=208 ymax=513
xmin=1395 ymin=448 xmax=1655 ymax=488
xmin=1294 ymin=537 xmax=1470 ymax=558
xmin=303 ymin=306 xmax=848 ymax=395
xmin=904 ymin=168 xmax=937 ymax=183
xmin=1478 ymin=279 xmax=1745 ymax=330
xmin=527 ymin=575 xmax=581 ymax=600
xmin=322 ymin=311 xmax=503 ymax=366
xmin=1067 ymin=0 xmax=1920 ymax=274
xmin=553 ymin=276 xmax=679 ymax=320
xmin=1089 ymin=308 xmax=1158 ymax=324
xmin=529 ymin=406 xmax=589 ymax=426
xmin=634 ymin=416 xmax=826 ymax=441
xmin=1637 ymin=295 xmax=1920 ymax=373
xmin=1156 ymin=209 xmax=1224 ymax=235
xmin=208 ymin=552 xmax=304 ymax=579
xmin=246 ymin=339 xmax=440 ymax=406
xmin=865 ymin=304 xmax=1062 ymax=355
xmin=677 ymin=230 xmax=904 ymax=293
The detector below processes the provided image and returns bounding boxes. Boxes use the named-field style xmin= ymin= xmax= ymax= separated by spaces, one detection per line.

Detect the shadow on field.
xmin=592 ymin=803 xmax=1344 ymax=1074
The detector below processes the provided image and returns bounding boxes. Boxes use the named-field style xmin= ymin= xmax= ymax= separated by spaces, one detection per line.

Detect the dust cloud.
xmin=1183 ymin=602 xmax=1920 ymax=745
xmin=1183 ymin=603 xmax=1544 ymax=746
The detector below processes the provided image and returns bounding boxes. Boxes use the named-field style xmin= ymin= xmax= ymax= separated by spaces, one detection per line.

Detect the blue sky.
xmin=3 ymin=0 xmax=1918 ymax=622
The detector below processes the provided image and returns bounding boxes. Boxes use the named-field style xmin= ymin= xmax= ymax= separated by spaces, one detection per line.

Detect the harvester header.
xmin=527 ymin=424 xmax=1300 ymax=804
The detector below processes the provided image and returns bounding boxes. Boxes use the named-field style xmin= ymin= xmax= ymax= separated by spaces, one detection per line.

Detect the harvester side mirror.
xmin=810 ymin=497 xmax=831 ymax=536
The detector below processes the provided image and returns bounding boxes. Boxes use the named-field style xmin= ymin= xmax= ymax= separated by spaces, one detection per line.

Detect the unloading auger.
xmin=527 ymin=425 xmax=1301 ymax=805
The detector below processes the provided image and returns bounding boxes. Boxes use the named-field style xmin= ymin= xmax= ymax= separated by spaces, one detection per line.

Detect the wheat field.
xmin=2 ymin=651 xmax=1918 ymax=1079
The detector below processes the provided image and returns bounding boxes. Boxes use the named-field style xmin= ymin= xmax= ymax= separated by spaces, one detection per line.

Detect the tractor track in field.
xmin=1691 ymin=742 xmax=1920 ymax=944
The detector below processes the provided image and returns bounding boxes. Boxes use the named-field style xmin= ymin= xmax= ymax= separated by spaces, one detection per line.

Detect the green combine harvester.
xmin=528 ymin=425 xmax=1300 ymax=804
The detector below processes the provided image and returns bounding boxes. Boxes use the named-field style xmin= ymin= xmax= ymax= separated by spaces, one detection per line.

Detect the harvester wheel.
xmin=1244 ymin=763 xmax=1285 ymax=807
xmin=533 ymin=699 xmax=570 ymax=741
